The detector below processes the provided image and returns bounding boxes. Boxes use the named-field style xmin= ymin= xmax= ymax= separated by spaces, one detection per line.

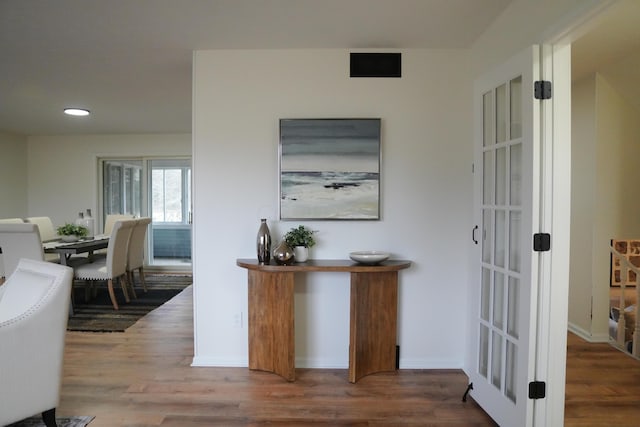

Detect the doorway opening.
xmin=566 ymin=0 xmax=640 ymax=353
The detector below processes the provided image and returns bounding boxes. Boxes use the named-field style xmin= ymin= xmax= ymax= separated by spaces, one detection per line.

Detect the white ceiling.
xmin=571 ymin=0 xmax=640 ymax=111
xmin=0 ymin=0 xmax=637 ymax=136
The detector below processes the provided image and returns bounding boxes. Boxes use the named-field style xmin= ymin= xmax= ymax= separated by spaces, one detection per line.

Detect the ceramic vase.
xmin=293 ymin=246 xmax=309 ymax=262
xmin=256 ymin=218 xmax=271 ymax=264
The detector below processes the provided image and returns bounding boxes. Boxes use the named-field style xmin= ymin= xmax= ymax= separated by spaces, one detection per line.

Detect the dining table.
xmin=43 ymin=235 xmax=109 ymax=266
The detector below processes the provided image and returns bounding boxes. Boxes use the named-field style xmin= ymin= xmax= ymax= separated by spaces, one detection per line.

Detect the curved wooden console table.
xmin=236 ymin=259 xmax=411 ymax=383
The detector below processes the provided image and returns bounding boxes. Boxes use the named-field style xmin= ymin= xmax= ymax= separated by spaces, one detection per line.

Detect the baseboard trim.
xmin=567 ymin=322 xmax=591 ymax=341
xmin=191 ymin=356 xmax=463 ymax=369
xmin=191 ymin=356 xmax=247 ymax=367
xmin=567 ymin=323 xmax=610 ymax=343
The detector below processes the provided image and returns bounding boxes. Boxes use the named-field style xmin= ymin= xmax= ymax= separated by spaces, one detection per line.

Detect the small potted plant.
xmin=284 ymin=225 xmax=316 ymax=262
xmin=56 ymin=223 xmax=88 ymax=242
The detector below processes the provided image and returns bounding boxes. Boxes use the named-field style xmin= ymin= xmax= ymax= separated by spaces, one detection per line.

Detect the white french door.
xmin=468 ymin=46 xmax=544 ymax=426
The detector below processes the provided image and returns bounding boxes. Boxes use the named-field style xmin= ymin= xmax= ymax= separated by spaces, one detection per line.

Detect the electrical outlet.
xmin=233 ymin=312 xmax=243 ymax=328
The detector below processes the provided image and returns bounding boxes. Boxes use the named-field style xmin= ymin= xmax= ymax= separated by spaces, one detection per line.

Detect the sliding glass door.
xmin=149 ymin=159 xmax=192 ymax=266
xmin=103 ymin=160 xmax=142 ymax=218
xmin=100 ymin=157 xmax=192 ymax=270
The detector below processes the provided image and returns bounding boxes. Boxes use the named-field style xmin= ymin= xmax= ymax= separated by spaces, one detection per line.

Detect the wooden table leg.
xmin=247 ymin=270 xmax=295 ymax=381
xmin=349 ymin=271 xmax=398 ymax=383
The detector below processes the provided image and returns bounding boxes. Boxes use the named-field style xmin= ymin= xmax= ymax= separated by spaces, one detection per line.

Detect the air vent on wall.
xmin=350 ymin=53 xmax=401 ymax=78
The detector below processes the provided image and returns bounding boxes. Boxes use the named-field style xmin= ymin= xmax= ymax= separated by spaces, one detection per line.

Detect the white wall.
xmin=0 ymin=131 xmax=28 ymax=218
xmin=27 ymin=134 xmax=191 ymax=228
xmin=192 ymin=49 xmax=473 ymax=368
xmin=593 ymin=74 xmax=640 ymax=337
xmin=568 ymin=76 xmax=597 ymax=337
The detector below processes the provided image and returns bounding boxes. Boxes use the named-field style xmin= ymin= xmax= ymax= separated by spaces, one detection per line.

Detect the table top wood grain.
xmin=237 ymin=258 xmax=411 ymax=273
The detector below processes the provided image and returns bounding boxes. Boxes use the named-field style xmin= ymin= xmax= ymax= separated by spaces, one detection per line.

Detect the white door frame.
xmin=532 ymin=43 xmax=572 ymax=426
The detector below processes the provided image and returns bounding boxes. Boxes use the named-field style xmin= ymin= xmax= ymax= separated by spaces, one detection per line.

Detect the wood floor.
xmin=565 ymin=332 xmax=640 ymax=426
xmin=58 ymin=286 xmax=640 ymax=426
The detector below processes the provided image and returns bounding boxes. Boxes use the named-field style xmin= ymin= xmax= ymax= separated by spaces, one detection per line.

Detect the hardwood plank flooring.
xmin=59 ymin=286 xmax=496 ymax=426
xmin=565 ymin=332 xmax=640 ymax=426
xmin=59 ymin=286 xmax=640 ymax=426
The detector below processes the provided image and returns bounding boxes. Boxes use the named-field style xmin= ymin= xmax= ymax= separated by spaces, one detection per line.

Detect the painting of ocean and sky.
xmin=280 ymin=118 xmax=380 ymax=220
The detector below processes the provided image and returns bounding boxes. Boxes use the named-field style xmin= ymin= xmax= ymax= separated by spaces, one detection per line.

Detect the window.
xmin=151 ymin=159 xmax=191 ymax=224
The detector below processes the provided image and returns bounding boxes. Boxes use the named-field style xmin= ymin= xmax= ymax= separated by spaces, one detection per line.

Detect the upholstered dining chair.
xmin=73 ymin=219 xmax=136 ymax=310
xmin=25 ymin=216 xmax=58 ymax=242
xmin=0 ymin=258 xmax=73 ymax=427
xmin=103 ymin=214 xmax=135 ymax=236
xmin=25 ymin=216 xmax=60 ymax=263
xmin=93 ymin=214 xmax=135 ymax=257
xmin=127 ymin=217 xmax=152 ymax=294
xmin=0 ymin=223 xmax=45 ymax=281
xmin=0 ymin=218 xmax=25 ymax=281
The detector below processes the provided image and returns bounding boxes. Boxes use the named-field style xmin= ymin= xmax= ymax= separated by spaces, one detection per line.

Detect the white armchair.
xmin=0 ymin=259 xmax=73 ymax=427
xmin=0 ymin=223 xmax=45 ymax=280
xmin=0 ymin=218 xmax=26 ymax=280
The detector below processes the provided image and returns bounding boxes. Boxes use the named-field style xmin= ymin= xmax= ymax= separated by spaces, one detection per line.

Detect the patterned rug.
xmin=67 ymin=273 xmax=191 ymax=332
xmin=6 ymin=415 xmax=94 ymax=427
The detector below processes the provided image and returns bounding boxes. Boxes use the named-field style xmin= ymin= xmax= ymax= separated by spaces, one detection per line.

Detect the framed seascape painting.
xmin=279 ymin=118 xmax=381 ymax=220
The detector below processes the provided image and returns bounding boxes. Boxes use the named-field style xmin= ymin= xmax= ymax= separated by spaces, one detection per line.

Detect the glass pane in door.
xmin=102 ymin=160 xmax=142 ymax=220
xmin=491 ymin=330 xmax=503 ymax=388
xmin=510 ymin=77 xmax=522 ymax=139
xmin=482 ymin=209 xmax=493 ymax=264
xmin=493 ymin=271 xmax=505 ymax=330
xmin=481 ymin=267 xmax=491 ymax=321
xmin=483 ymin=91 xmax=494 ymax=147
xmin=495 ymin=147 xmax=506 ymax=206
xmin=510 ymin=143 xmax=522 ymax=205
xmin=483 ymin=151 xmax=494 ymax=204
xmin=494 ymin=210 xmax=505 ymax=268
xmin=496 ymin=83 xmax=507 ymax=143
xmin=507 ymin=277 xmax=520 ymax=339
xmin=505 ymin=340 xmax=517 ymax=402
xmin=479 ymin=324 xmax=489 ymax=378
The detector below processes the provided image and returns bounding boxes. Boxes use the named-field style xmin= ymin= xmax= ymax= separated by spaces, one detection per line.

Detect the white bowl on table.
xmin=349 ymin=251 xmax=390 ymax=265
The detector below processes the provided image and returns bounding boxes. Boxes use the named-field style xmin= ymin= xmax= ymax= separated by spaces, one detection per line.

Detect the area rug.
xmin=67 ymin=274 xmax=191 ymax=332
xmin=6 ymin=415 xmax=94 ymax=427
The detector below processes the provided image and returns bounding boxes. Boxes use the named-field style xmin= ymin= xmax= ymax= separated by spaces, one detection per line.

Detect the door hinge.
xmin=534 ymin=80 xmax=552 ymax=100
xmin=533 ymin=233 xmax=551 ymax=252
xmin=528 ymin=381 xmax=546 ymax=399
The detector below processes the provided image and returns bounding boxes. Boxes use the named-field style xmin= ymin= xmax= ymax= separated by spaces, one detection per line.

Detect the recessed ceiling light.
xmin=64 ymin=108 xmax=90 ymax=116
